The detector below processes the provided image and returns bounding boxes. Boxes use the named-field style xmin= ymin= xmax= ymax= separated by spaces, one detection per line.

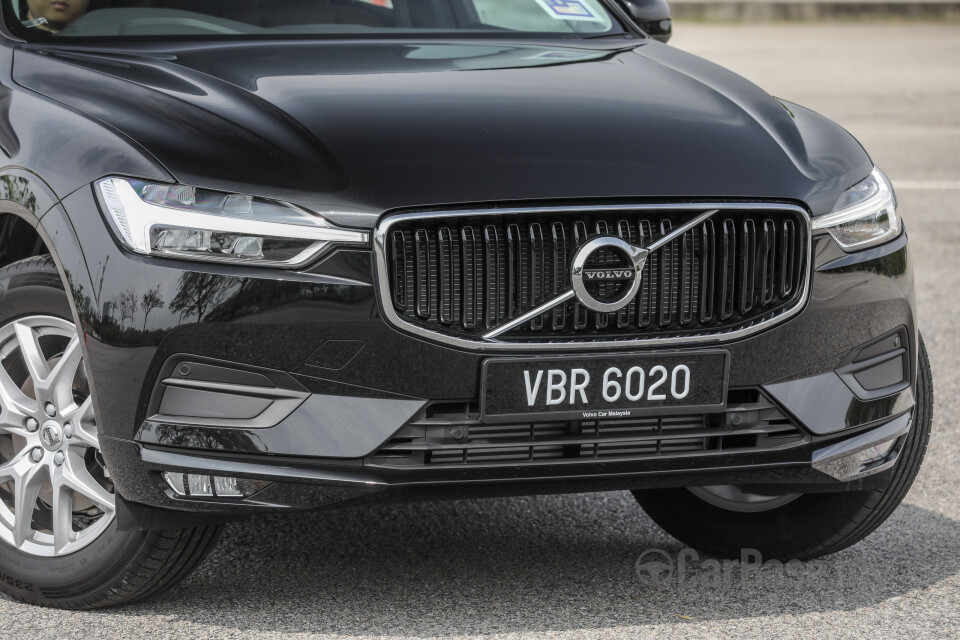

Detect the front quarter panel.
xmin=5 ymin=47 xmax=171 ymax=202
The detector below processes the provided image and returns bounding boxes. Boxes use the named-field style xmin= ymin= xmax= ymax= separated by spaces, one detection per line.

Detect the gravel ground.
xmin=2 ymin=22 xmax=959 ymax=640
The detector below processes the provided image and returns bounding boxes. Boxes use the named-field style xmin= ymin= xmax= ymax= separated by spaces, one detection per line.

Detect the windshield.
xmin=7 ymin=0 xmax=625 ymax=40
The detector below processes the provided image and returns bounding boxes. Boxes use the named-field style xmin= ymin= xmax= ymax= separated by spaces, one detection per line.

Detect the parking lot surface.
xmin=2 ymin=22 xmax=958 ymax=640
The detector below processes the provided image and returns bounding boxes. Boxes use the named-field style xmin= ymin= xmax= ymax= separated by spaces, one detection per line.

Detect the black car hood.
xmin=13 ymin=39 xmax=871 ymax=224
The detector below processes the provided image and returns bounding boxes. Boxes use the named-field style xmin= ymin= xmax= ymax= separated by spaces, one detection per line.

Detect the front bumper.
xmin=109 ymin=409 xmax=912 ymax=531
xmin=49 ymin=187 xmax=918 ymax=522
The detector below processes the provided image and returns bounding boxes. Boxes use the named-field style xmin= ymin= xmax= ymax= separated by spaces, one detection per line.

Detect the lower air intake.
xmin=368 ymin=389 xmax=807 ymax=469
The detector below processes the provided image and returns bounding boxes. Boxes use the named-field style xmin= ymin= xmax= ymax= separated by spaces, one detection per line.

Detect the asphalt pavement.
xmin=2 ymin=22 xmax=959 ymax=640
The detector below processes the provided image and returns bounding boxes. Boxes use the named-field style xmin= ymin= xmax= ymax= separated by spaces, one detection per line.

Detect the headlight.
xmin=811 ymin=167 xmax=900 ymax=252
xmin=96 ymin=177 xmax=368 ymax=268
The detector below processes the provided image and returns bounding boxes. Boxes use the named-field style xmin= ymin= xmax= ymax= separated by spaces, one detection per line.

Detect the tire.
xmin=0 ymin=256 xmax=221 ymax=609
xmin=633 ymin=333 xmax=934 ymax=561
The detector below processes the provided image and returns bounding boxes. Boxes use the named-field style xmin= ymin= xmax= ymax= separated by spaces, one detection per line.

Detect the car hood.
xmin=13 ymin=39 xmax=871 ymax=225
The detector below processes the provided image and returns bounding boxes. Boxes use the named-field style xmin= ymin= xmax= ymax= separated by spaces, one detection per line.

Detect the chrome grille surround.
xmin=373 ymin=203 xmax=813 ymax=351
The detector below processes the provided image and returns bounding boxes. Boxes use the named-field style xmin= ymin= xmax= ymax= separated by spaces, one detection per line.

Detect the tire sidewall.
xmin=0 ymin=260 xmax=146 ymax=603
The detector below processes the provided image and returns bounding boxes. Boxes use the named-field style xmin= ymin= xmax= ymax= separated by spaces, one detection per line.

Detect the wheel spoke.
xmin=65 ymin=397 xmax=99 ymax=449
xmin=0 ymin=360 xmax=38 ymax=419
xmin=46 ymin=336 xmax=83 ymax=411
xmin=13 ymin=322 xmax=51 ymax=388
xmin=72 ymin=424 xmax=99 ymax=449
xmin=62 ymin=452 xmax=113 ymax=513
xmin=12 ymin=457 xmax=46 ymax=547
xmin=50 ymin=467 xmax=75 ymax=554
xmin=0 ymin=447 xmax=31 ymax=482
xmin=0 ymin=420 xmax=30 ymax=439
xmin=76 ymin=394 xmax=96 ymax=424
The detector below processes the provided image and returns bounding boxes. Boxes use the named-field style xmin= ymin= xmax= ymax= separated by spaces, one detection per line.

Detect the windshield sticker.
xmin=534 ymin=0 xmax=605 ymax=22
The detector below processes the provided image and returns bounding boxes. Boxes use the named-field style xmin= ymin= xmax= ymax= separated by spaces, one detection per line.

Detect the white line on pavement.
xmin=894 ymin=181 xmax=960 ymax=191
xmin=851 ymin=128 xmax=960 ymax=136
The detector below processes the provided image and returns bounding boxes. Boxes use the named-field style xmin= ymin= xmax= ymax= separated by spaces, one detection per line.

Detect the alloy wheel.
xmin=0 ymin=316 xmax=114 ymax=557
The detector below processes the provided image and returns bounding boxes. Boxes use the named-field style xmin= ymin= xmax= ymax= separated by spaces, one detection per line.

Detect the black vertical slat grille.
xmin=638 ymin=220 xmax=655 ymax=328
xmin=659 ymin=219 xmax=675 ymax=327
xmin=414 ymin=229 xmax=431 ymax=319
xmin=760 ymin=219 xmax=777 ymax=306
xmin=385 ymin=209 xmax=807 ymax=342
xmin=390 ymin=230 xmax=409 ymax=311
xmin=551 ymin=222 xmax=568 ymax=330
xmin=460 ymin=226 xmax=478 ymax=329
xmin=699 ymin=220 xmax=716 ymax=324
xmin=483 ymin=225 xmax=501 ymax=329
xmin=780 ymin=219 xmax=796 ymax=298
xmin=573 ymin=221 xmax=589 ymax=330
xmin=437 ymin=227 xmax=459 ymax=325
xmin=506 ymin=224 xmax=522 ymax=319
xmin=616 ymin=220 xmax=636 ymax=329
xmin=739 ymin=219 xmax=756 ymax=315
xmin=720 ymin=219 xmax=736 ymax=321
xmin=529 ymin=223 xmax=544 ymax=331
xmin=593 ymin=220 xmax=610 ymax=330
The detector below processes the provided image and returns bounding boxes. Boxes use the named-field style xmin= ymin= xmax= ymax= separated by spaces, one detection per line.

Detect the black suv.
xmin=0 ymin=0 xmax=931 ymax=609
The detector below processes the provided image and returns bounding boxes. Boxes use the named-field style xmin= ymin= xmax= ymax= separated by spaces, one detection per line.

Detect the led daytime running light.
xmin=97 ymin=177 xmax=368 ymax=268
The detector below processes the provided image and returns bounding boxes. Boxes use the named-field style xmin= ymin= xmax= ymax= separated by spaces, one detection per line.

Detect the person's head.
xmin=24 ymin=0 xmax=90 ymax=32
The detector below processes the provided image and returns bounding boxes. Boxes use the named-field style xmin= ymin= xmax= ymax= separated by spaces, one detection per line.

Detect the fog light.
xmin=855 ymin=438 xmax=898 ymax=468
xmin=163 ymin=471 xmax=186 ymax=495
xmin=188 ymin=474 xmax=212 ymax=497
xmin=213 ymin=476 xmax=242 ymax=497
xmin=162 ymin=472 xmax=272 ymax=498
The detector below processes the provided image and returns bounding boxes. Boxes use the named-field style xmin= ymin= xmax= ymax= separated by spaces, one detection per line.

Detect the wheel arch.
xmin=0 ymin=167 xmax=97 ymax=357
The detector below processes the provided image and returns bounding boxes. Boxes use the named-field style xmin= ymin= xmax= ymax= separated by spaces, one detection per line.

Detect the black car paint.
xmin=12 ymin=38 xmax=871 ymax=219
xmin=0 ymin=10 xmax=916 ymax=524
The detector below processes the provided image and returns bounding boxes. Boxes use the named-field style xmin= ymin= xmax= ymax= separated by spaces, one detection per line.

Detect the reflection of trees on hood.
xmin=169 ymin=272 xmax=239 ymax=323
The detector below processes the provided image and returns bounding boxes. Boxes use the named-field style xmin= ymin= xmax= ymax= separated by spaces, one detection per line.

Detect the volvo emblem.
xmin=40 ymin=421 xmax=63 ymax=451
xmin=583 ymin=268 xmax=635 ymax=281
xmin=571 ymin=237 xmax=649 ymax=313
xmin=481 ymin=209 xmax=718 ymax=341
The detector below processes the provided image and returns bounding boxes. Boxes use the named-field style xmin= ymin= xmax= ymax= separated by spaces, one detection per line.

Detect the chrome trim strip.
xmin=373 ymin=202 xmax=813 ymax=352
xmin=484 ymin=290 xmax=576 ymax=340
xmin=645 ymin=209 xmax=719 ymax=253
xmin=159 ymin=377 xmax=308 ymax=401
xmin=811 ymin=411 xmax=911 ymax=481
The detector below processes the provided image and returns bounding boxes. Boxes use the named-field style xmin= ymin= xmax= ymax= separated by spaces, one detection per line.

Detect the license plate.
xmin=481 ymin=351 xmax=728 ymax=422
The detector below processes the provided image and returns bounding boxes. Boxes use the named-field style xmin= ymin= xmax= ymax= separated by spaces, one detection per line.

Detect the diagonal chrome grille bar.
xmin=483 ymin=290 xmax=576 ymax=340
xmin=483 ymin=209 xmax=718 ymax=341
xmin=645 ymin=209 xmax=718 ymax=252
